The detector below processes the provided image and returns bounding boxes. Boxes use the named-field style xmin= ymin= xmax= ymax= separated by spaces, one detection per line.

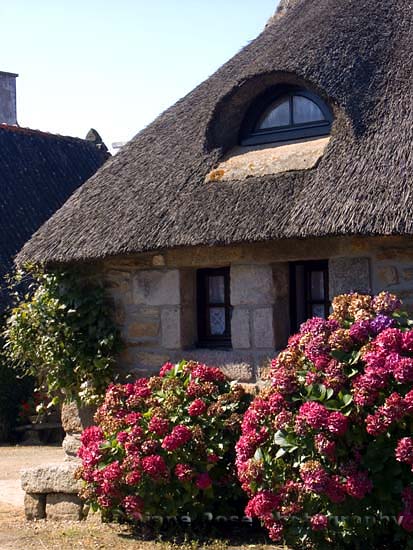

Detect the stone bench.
xmin=21 ymin=462 xmax=85 ymax=520
xmin=15 ymin=422 xmax=64 ymax=445
xmin=21 ymin=402 xmax=95 ymax=521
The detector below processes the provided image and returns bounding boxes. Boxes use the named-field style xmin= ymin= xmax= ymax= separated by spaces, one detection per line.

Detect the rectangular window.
xmin=197 ymin=267 xmax=231 ymax=348
xmin=290 ymin=260 xmax=329 ymax=333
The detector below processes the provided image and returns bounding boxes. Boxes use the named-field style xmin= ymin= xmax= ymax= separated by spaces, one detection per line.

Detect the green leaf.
xmin=254 ymin=448 xmax=263 ymax=460
xmin=274 ymin=430 xmax=288 ymax=447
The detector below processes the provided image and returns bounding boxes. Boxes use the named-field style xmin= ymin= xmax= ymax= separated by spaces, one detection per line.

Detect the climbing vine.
xmin=3 ymin=266 xmax=122 ymax=409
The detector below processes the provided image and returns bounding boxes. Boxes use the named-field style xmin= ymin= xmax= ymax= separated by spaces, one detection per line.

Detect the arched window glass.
xmin=257 ymin=99 xmax=290 ymax=129
xmin=292 ymin=96 xmax=325 ymax=124
xmin=241 ymin=88 xmax=333 ymax=146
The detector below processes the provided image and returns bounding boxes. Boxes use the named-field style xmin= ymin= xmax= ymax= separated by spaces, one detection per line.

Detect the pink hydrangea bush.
xmin=77 ymin=360 xmax=250 ymax=524
xmin=236 ymin=292 xmax=413 ymax=549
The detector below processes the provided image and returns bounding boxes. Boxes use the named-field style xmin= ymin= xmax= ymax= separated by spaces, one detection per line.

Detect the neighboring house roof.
xmin=0 ymin=124 xmax=109 ymax=307
xmin=17 ymin=0 xmax=413 ymax=266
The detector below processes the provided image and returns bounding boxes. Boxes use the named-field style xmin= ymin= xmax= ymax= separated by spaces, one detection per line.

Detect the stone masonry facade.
xmin=99 ymin=235 xmax=413 ymax=386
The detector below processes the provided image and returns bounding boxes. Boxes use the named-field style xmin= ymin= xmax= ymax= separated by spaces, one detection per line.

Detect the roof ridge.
xmin=0 ymin=123 xmax=95 ymax=144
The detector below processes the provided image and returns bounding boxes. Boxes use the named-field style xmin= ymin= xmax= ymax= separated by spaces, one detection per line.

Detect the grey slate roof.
xmin=17 ymin=0 xmax=413 ymax=266
xmin=0 ymin=125 xmax=108 ymax=308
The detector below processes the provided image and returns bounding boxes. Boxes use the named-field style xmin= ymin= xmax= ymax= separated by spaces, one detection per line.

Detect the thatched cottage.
xmin=17 ymin=0 xmax=413 ymax=385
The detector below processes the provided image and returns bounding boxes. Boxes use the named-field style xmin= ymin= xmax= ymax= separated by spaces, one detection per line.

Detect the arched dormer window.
xmin=240 ymin=87 xmax=333 ymax=146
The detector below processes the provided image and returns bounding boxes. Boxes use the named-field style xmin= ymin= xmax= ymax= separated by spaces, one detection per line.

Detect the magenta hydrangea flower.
xmin=300 ymin=462 xmax=330 ymax=494
xmin=161 ymin=425 xmax=192 ymax=451
xmin=174 ymin=463 xmax=193 ymax=481
xmin=196 ymin=472 xmax=212 ymax=490
xmin=141 ymin=455 xmax=168 ymax=479
xmin=396 ymin=438 xmax=413 ymax=467
xmin=296 ymin=402 xmax=330 ymax=431
xmin=191 ymin=363 xmax=225 ymax=382
xmin=159 ymin=362 xmax=174 ymax=377
xmin=245 ymin=490 xmax=281 ymax=518
xmin=148 ymin=416 xmax=169 ymax=436
xmin=310 ymin=514 xmax=329 ymax=531
xmin=314 ymin=434 xmax=336 ymax=459
xmin=123 ymin=495 xmax=144 ymax=520
xmin=188 ymin=398 xmax=207 ymax=416
xmin=327 ymin=411 xmax=349 ymax=437
xmin=344 ymin=470 xmax=373 ymax=500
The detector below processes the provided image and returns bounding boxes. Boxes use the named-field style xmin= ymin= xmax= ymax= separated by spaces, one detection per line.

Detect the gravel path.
xmin=0 ymin=445 xmax=64 ymax=507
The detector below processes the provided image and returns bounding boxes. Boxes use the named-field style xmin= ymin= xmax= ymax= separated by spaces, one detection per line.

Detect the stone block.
xmin=329 ymin=257 xmax=371 ymax=299
xmin=61 ymin=402 xmax=95 ymax=434
xmin=127 ymin=320 xmax=159 ymax=339
xmin=179 ymin=349 xmax=254 ymax=382
xmin=161 ymin=307 xmax=182 ymax=349
xmin=135 ymin=351 xmax=170 ymax=369
xmin=24 ymin=493 xmax=46 ymax=520
xmin=253 ymin=308 xmax=275 ymax=349
xmin=206 ymin=138 xmax=330 ymax=182
xmin=377 ymin=265 xmax=399 ymax=286
xmin=46 ymin=493 xmax=84 ymax=521
xmin=21 ymin=463 xmax=82 ymax=494
xmin=231 ymin=308 xmax=251 ymax=349
xmin=152 ymin=254 xmax=165 ymax=267
xmin=273 ymin=263 xmax=289 ymax=299
xmin=231 ymin=265 xmax=274 ymax=306
xmin=133 ymin=270 xmax=180 ymax=306
xmin=62 ymin=434 xmax=82 ymax=460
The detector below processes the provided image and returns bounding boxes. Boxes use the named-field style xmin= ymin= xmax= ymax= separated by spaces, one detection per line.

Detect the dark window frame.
xmin=240 ymin=86 xmax=333 ymax=147
xmin=197 ymin=267 xmax=232 ymax=349
xmin=290 ymin=260 xmax=330 ymax=334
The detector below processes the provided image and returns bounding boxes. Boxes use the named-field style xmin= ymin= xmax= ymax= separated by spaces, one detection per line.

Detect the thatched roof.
xmin=17 ymin=0 xmax=413 ymax=265
xmin=0 ymin=125 xmax=108 ymax=308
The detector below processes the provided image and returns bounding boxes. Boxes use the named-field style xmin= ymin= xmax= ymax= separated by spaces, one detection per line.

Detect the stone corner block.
xmin=24 ymin=493 xmax=46 ymax=520
xmin=231 ymin=308 xmax=251 ymax=349
xmin=61 ymin=401 xmax=96 ymax=434
xmin=253 ymin=307 xmax=275 ymax=349
xmin=230 ymin=264 xmax=274 ymax=306
xmin=62 ymin=433 xmax=82 ymax=460
xmin=46 ymin=493 xmax=84 ymax=521
xmin=161 ymin=307 xmax=182 ymax=349
xmin=133 ymin=270 xmax=180 ymax=306
xmin=21 ymin=462 xmax=82 ymax=494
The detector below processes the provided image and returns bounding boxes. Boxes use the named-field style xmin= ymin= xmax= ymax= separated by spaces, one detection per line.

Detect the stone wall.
xmin=100 ymin=235 xmax=413 ymax=384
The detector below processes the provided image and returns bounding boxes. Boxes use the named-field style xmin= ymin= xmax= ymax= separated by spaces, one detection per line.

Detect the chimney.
xmin=0 ymin=71 xmax=18 ymax=125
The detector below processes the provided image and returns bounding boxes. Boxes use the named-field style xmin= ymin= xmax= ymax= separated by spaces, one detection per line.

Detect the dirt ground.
xmin=0 ymin=502 xmax=275 ymax=550
xmin=0 ymin=446 xmax=277 ymax=550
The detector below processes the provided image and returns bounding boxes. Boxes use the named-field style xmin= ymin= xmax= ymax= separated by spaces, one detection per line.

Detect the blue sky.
xmin=1 ymin=1 xmax=279 ymax=149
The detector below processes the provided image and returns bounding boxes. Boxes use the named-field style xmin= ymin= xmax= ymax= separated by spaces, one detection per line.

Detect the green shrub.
xmin=236 ymin=292 xmax=413 ymax=549
xmin=77 ymin=361 xmax=251 ymax=526
xmin=3 ymin=266 xmax=122 ymax=408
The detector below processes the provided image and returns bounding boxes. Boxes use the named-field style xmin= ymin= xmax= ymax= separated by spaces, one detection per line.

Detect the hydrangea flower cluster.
xmin=236 ymin=292 xmax=413 ymax=548
xmin=77 ymin=360 xmax=250 ymax=522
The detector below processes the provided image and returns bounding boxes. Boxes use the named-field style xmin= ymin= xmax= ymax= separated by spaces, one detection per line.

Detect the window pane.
xmin=210 ymin=308 xmax=226 ymax=335
xmin=293 ymin=96 xmax=325 ymax=124
xmin=311 ymin=271 xmax=325 ymax=301
xmin=209 ymin=276 xmax=225 ymax=303
xmin=256 ymin=99 xmax=290 ymax=130
xmin=312 ymin=304 xmax=326 ymax=318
